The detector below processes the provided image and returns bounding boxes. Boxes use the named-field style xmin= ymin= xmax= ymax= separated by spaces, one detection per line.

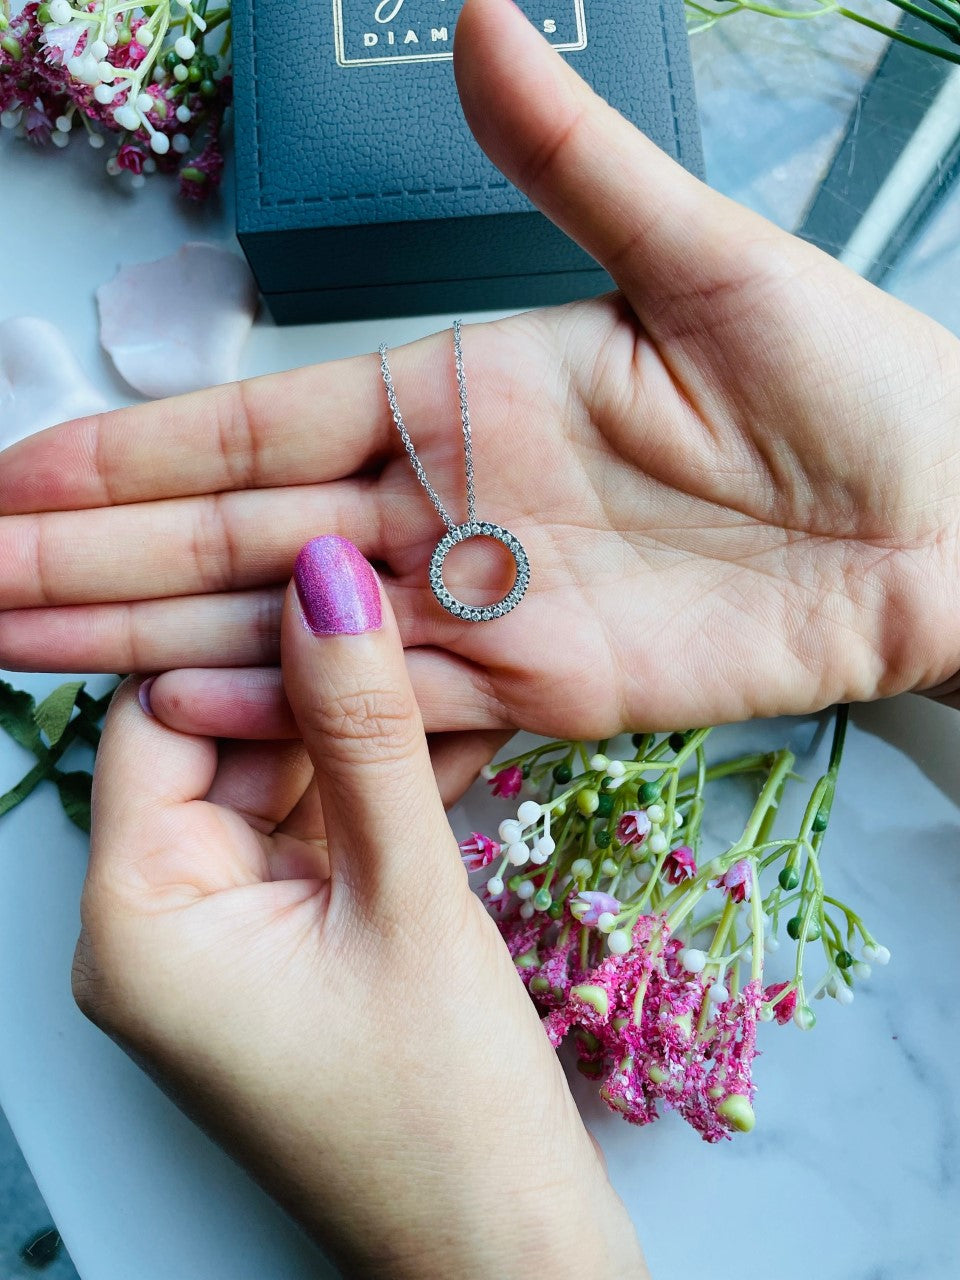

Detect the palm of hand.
xmin=390 ymin=266 xmax=960 ymax=734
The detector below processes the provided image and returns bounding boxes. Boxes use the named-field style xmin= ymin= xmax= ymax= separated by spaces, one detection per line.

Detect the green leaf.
xmin=34 ymin=681 xmax=85 ymax=747
xmin=0 ymin=680 xmax=42 ymax=753
xmin=55 ymin=770 xmax=93 ymax=833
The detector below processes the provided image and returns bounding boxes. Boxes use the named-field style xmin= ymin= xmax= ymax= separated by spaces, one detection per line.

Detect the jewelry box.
xmin=232 ymin=0 xmax=703 ymax=323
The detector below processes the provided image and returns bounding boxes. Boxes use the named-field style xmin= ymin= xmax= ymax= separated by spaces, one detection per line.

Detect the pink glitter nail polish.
xmin=294 ymin=535 xmax=382 ymax=636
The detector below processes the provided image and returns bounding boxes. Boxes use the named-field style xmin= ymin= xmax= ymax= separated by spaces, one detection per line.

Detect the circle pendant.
xmin=429 ymin=522 xmax=530 ymax=621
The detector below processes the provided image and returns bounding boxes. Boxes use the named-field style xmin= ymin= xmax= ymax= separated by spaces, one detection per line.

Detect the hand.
xmin=2 ymin=0 xmax=958 ymax=737
xmin=73 ymin=535 xmax=646 ymax=1279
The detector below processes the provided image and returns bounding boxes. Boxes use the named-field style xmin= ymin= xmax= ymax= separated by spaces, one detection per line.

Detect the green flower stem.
xmin=823 ymin=894 xmax=869 ymax=943
xmin=876 ymin=0 xmax=960 ymax=41
xmin=492 ymin=740 xmax=569 ymax=772
xmin=662 ymin=759 xmax=681 ymax=848
xmin=709 ymin=898 xmax=738 ymax=963
xmin=728 ymin=920 xmax=742 ymax=999
xmin=682 ymin=745 xmax=708 ymax=849
xmin=837 ymin=6 xmax=960 ymax=62
xmin=749 ymin=860 xmax=765 ymax=981
xmin=740 ymin=750 xmax=796 ymax=846
xmin=792 ymin=846 xmax=825 ymax=984
xmin=920 ymin=0 xmax=960 ymax=24
xmin=650 ymin=750 xmax=793 ymax=929
xmin=0 ymin=757 xmax=51 ymax=818
xmin=757 ymin=840 xmax=801 ymax=870
xmin=688 ymin=0 xmax=960 ymax=64
xmin=695 ymin=895 xmax=740 ymax=1033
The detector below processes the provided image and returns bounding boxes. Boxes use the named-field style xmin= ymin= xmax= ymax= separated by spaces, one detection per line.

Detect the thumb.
xmin=454 ymin=0 xmax=771 ymax=330
xmin=281 ymin=535 xmax=458 ymax=903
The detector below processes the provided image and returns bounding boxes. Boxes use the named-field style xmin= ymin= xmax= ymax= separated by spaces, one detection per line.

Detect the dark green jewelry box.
xmin=231 ymin=0 xmax=702 ymax=324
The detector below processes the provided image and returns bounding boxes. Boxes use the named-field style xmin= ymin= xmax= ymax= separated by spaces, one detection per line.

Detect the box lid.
xmin=233 ymin=0 xmax=702 ymax=291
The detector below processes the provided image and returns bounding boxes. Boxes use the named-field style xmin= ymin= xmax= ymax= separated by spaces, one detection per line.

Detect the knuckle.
xmin=70 ymin=924 xmax=116 ymax=1030
xmin=316 ymin=684 xmax=422 ymax=766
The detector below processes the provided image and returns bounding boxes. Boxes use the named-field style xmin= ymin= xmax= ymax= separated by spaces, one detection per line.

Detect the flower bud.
xmin=577 ymin=788 xmax=599 ymax=816
xmin=571 ymin=984 xmax=609 ymax=1017
xmin=793 ymin=1004 xmax=816 ymax=1031
xmin=778 ymin=865 xmax=800 ymax=890
xmin=506 ymin=842 xmax=529 ymax=866
xmin=717 ymin=1093 xmax=755 ymax=1133
xmin=679 ymin=947 xmax=706 ymax=974
xmin=863 ymin=943 xmax=890 ymax=965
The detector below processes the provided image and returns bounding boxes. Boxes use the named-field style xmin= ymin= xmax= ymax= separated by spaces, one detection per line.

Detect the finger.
xmin=197 ymin=737 xmax=333 ymax=883
xmin=453 ymin=0 xmax=779 ymax=331
xmin=0 ymin=537 xmax=525 ymax=672
xmin=0 ymin=575 xmax=489 ymax=672
xmin=428 ymin=729 xmax=514 ymax=806
xmin=203 ymin=739 xmax=314 ymax=834
xmin=0 ymin=327 xmax=461 ymax=515
xmin=0 ymin=480 xmax=394 ymax=608
xmin=144 ymin=652 xmax=509 ymax=738
xmin=281 ymin=535 xmax=459 ymax=900
xmin=0 ymin=591 xmax=285 ymax=673
xmin=274 ymin=729 xmax=511 ymax=845
xmin=88 ymin=679 xmax=268 ymax=900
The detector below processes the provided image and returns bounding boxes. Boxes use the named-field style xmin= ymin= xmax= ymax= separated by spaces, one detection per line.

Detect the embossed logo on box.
xmin=332 ymin=0 xmax=587 ymax=67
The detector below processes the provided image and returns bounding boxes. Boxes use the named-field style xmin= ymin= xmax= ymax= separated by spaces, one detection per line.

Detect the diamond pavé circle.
xmin=429 ymin=522 xmax=529 ymax=621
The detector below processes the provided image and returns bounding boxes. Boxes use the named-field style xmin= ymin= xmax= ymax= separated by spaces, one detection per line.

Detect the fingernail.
xmin=294 ymin=535 xmax=382 ymax=636
xmin=138 ymin=677 xmax=156 ymax=718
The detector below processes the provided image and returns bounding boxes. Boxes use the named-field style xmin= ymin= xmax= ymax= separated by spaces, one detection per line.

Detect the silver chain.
xmin=378 ymin=318 xmax=475 ymax=533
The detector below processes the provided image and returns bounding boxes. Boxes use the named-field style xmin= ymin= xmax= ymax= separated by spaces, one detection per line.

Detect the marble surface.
xmin=2 ymin=12 xmax=959 ymax=1279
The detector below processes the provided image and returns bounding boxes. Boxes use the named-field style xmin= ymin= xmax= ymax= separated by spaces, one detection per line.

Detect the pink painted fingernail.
xmin=294 ymin=536 xmax=382 ymax=636
xmin=138 ymin=677 xmax=156 ymax=717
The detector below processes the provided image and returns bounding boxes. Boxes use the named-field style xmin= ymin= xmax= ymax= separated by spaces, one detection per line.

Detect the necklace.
xmin=377 ymin=319 xmax=530 ymax=622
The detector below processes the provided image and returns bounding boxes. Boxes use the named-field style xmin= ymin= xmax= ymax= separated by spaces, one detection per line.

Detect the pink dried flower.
xmin=458 ymin=832 xmax=500 ymax=872
xmin=665 ymin=844 xmax=697 ymax=884
xmin=616 ymin=810 xmax=651 ymax=845
xmin=488 ymin=764 xmax=522 ymax=798
xmin=497 ymin=903 xmax=765 ymax=1143
xmin=116 ymin=143 xmax=146 ymax=175
xmin=570 ymin=891 xmax=621 ymax=926
xmin=178 ymin=140 xmax=226 ymax=201
xmin=719 ymin=859 xmax=752 ymax=903
xmin=24 ymin=99 xmax=54 ymax=144
xmin=764 ymin=981 xmax=797 ymax=1026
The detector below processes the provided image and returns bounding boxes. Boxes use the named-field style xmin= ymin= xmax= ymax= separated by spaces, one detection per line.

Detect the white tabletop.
xmin=2 ymin=19 xmax=960 ymax=1277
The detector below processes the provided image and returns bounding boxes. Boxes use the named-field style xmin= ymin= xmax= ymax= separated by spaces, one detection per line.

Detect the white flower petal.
xmin=0 ymin=316 xmax=106 ymax=449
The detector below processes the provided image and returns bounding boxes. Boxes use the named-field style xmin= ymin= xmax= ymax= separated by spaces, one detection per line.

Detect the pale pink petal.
xmin=97 ymin=242 xmax=259 ymax=398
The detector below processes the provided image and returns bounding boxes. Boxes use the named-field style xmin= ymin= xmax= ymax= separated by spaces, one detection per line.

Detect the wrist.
xmin=344 ymin=1173 xmax=647 ymax=1280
